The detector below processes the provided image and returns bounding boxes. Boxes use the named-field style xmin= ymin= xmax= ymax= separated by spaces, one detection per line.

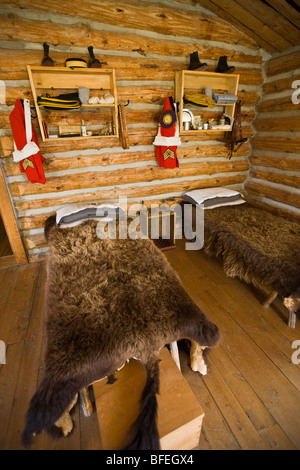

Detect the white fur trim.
xmin=153 ymin=123 xmax=181 ymax=147
xmin=12 ymin=99 xmax=40 ymax=162
xmin=13 ymin=141 xmax=40 ymax=162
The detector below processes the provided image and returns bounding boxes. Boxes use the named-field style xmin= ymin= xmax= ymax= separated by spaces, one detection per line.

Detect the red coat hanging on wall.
xmin=9 ymin=99 xmax=46 ymax=184
xmin=153 ymin=96 xmax=181 ymax=169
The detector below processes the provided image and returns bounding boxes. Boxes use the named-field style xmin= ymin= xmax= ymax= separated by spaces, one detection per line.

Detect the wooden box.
xmin=27 ymin=66 xmax=119 ymax=141
xmin=93 ymin=347 xmax=204 ymax=450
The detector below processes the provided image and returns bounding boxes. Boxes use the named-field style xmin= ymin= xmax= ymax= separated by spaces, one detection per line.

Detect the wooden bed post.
xmin=284 ymin=290 xmax=299 ymax=329
xmin=263 ymin=292 xmax=297 ymax=328
xmin=169 ymin=341 xmax=181 ymax=370
xmin=288 ymin=312 xmax=297 ymax=329
xmin=263 ymin=291 xmax=278 ymax=309
xmin=80 ymin=386 xmax=94 ymax=416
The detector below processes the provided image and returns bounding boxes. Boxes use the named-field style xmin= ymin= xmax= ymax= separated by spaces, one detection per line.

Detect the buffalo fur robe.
xmin=22 ymin=216 xmax=219 ymax=450
xmin=202 ymin=204 xmax=300 ymax=303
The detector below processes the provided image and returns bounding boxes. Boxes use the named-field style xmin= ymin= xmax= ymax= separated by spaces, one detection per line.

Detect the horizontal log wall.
xmin=0 ymin=0 xmax=263 ymax=261
xmin=245 ymin=46 xmax=300 ymax=220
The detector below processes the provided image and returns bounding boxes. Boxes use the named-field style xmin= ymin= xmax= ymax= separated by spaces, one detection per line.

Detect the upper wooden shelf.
xmin=27 ymin=66 xmax=119 ymax=141
xmin=175 ymin=70 xmax=239 ymax=134
xmin=27 ymin=66 xmax=116 ymax=90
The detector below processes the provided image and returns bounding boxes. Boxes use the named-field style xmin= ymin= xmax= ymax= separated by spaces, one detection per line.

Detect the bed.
xmin=22 ymin=213 xmax=219 ymax=449
xmin=183 ymin=188 xmax=300 ymax=327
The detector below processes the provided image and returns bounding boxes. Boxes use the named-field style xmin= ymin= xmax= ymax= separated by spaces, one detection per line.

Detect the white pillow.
xmin=56 ymin=204 xmax=124 ymax=227
xmin=182 ymin=187 xmax=245 ymax=209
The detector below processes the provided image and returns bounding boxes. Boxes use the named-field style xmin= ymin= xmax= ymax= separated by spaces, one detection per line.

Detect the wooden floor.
xmin=0 ymin=239 xmax=300 ymax=450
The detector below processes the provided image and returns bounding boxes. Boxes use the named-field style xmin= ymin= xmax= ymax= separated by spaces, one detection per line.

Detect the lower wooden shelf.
xmin=180 ymin=129 xmax=232 ymax=135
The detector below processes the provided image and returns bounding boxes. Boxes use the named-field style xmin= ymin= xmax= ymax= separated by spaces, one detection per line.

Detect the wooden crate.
xmin=93 ymin=347 xmax=204 ymax=450
xmin=175 ymin=70 xmax=239 ymax=135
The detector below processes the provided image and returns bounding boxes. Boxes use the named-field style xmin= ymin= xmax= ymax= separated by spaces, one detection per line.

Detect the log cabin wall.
xmin=245 ymin=46 xmax=300 ymax=220
xmin=0 ymin=0 xmax=263 ymax=261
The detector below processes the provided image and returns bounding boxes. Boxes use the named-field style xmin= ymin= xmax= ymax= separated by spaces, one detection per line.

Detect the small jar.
xmin=203 ymin=122 xmax=209 ymax=130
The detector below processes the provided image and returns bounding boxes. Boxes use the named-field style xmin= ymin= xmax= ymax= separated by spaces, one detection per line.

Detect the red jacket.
xmin=153 ymin=97 xmax=181 ymax=169
xmin=10 ymin=99 xmax=46 ymax=184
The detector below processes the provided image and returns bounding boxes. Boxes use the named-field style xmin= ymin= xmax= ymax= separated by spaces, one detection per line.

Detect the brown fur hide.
xmin=22 ymin=216 xmax=219 ymax=449
xmin=202 ymin=204 xmax=300 ymax=300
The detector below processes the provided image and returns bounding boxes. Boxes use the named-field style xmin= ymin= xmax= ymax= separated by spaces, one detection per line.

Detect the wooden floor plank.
xmin=200 ymin=283 xmax=300 ymax=391
xmin=0 ymin=341 xmax=27 ymax=448
xmin=0 ymin=266 xmax=7 ymax=285
xmin=0 ymin=263 xmax=40 ymax=345
xmin=2 ymin=263 xmax=46 ymax=449
xmin=0 ymin=267 xmax=17 ymax=315
xmin=258 ymin=423 xmax=296 ymax=450
xmin=209 ymin=346 xmax=296 ymax=450
xmin=195 ymin=289 xmax=300 ymax=449
xmin=210 ymin=345 xmax=275 ymax=433
xmin=79 ymin=405 xmax=103 ymax=450
xmin=202 ymin=359 xmax=269 ymax=450
xmin=179 ymin=349 xmax=240 ymax=450
xmin=0 ymin=263 xmax=40 ymax=448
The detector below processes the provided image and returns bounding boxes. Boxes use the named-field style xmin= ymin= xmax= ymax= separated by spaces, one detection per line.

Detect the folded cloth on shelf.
xmin=183 ymin=93 xmax=214 ymax=108
xmin=211 ymin=124 xmax=232 ymax=130
xmin=212 ymin=93 xmax=237 ymax=104
xmin=78 ymin=86 xmax=90 ymax=104
xmin=100 ymin=93 xmax=115 ymax=104
xmin=88 ymin=93 xmax=115 ymax=104
xmin=37 ymin=92 xmax=81 ymax=109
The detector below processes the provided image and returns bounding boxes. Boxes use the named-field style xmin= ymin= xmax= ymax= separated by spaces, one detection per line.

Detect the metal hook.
xmin=30 ymin=105 xmax=37 ymax=119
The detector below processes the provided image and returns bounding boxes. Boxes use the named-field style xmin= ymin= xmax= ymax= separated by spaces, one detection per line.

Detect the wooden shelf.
xmin=175 ymin=70 xmax=239 ymax=135
xmin=45 ymin=134 xmax=117 ymax=142
xmin=180 ymin=129 xmax=230 ymax=135
xmin=211 ymin=102 xmax=236 ymax=106
xmin=27 ymin=66 xmax=119 ymax=142
xmin=80 ymin=103 xmax=116 ymax=108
